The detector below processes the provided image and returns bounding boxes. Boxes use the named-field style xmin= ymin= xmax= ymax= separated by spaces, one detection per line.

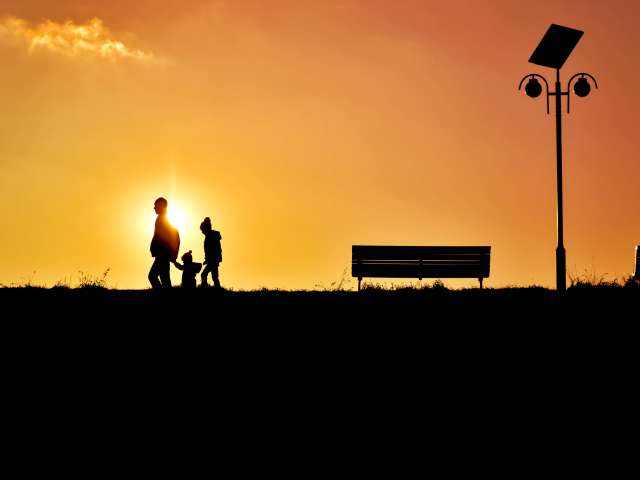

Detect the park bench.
xmin=634 ymin=245 xmax=639 ymax=280
xmin=352 ymin=245 xmax=491 ymax=291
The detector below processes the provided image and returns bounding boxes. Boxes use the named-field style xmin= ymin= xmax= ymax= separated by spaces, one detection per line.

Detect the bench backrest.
xmin=352 ymin=246 xmax=491 ymax=279
xmin=635 ymin=245 xmax=639 ymax=279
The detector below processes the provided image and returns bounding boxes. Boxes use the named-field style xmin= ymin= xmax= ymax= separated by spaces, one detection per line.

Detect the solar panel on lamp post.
xmin=518 ymin=24 xmax=598 ymax=292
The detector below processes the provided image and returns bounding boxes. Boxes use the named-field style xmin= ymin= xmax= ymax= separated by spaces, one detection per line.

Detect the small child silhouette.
xmin=172 ymin=251 xmax=202 ymax=288
xmin=200 ymin=217 xmax=222 ymax=288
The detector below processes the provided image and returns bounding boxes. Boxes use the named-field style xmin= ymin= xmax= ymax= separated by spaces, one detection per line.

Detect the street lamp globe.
xmin=525 ymin=77 xmax=543 ymax=98
xmin=574 ymin=77 xmax=591 ymax=97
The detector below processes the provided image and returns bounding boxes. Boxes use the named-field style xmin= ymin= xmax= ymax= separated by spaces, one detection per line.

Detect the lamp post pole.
xmin=518 ymin=69 xmax=598 ymax=292
xmin=554 ymin=68 xmax=566 ymax=292
xmin=519 ymin=24 xmax=597 ymax=292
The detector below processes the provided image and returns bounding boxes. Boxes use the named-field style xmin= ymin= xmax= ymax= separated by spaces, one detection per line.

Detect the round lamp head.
xmin=525 ymin=78 xmax=542 ymax=98
xmin=574 ymin=77 xmax=591 ymax=97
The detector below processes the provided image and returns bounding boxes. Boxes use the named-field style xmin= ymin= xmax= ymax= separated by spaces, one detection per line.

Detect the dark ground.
xmin=3 ymin=285 xmax=637 ymax=352
xmin=2 ymin=285 xmax=637 ymax=470
xmin=2 ymin=283 xmax=637 ymax=318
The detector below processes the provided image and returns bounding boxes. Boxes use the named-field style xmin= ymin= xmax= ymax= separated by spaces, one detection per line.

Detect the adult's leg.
xmin=158 ymin=258 xmax=172 ymax=288
xmin=148 ymin=258 xmax=162 ymax=289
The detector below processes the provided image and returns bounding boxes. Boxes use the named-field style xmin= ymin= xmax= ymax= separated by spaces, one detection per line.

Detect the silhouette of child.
xmin=172 ymin=251 xmax=202 ymax=289
xmin=200 ymin=217 xmax=222 ymax=288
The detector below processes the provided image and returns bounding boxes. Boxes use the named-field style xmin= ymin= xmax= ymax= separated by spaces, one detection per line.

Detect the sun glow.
xmin=167 ymin=204 xmax=187 ymax=232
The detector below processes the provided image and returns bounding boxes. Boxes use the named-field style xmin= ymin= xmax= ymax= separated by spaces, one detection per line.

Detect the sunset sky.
xmin=1 ymin=0 xmax=638 ymax=290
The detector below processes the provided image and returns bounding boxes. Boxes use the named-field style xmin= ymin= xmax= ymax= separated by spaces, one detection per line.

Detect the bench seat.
xmin=352 ymin=245 xmax=491 ymax=290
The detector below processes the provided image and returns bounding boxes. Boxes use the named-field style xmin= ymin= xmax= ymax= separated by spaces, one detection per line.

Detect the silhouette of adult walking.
xmin=148 ymin=197 xmax=180 ymax=289
xmin=200 ymin=217 xmax=222 ymax=288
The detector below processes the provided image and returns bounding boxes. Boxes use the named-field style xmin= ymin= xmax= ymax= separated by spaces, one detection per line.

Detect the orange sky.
xmin=1 ymin=0 xmax=638 ymax=289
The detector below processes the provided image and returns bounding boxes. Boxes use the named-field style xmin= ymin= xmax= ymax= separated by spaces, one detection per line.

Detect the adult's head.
xmin=200 ymin=217 xmax=212 ymax=233
xmin=154 ymin=197 xmax=168 ymax=215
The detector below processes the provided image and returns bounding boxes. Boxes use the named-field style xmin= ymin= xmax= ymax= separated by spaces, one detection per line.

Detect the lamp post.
xmin=518 ymin=24 xmax=598 ymax=292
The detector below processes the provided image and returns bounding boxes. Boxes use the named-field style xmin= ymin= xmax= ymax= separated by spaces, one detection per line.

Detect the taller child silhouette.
xmin=148 ymin=197 xmax=180 ymax=288
xmin=200 ymin=217 xmax=222 ymax=288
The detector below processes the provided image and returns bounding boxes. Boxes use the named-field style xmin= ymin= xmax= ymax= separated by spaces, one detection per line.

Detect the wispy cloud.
xmin=0 ymin=16 xmax=155 ymax=62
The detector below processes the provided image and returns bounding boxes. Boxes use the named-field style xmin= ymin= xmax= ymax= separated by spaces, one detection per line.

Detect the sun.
xmin=167 ymin=204 xmax=187 ymax=231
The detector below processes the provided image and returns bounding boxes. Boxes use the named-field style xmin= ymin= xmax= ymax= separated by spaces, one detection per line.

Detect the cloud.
xmin=0 ymin=16 xmax=155 ymax=62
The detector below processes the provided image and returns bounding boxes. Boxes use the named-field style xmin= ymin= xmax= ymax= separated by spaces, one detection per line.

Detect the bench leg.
xmin=358 ymin=277 xmax=362 ymax=292
xmin=479 ymin=278 xmax=483 ymax=289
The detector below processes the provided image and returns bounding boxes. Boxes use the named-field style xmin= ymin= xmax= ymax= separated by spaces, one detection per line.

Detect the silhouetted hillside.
xmin=3 ymin=284 xmax=636 ymax=464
